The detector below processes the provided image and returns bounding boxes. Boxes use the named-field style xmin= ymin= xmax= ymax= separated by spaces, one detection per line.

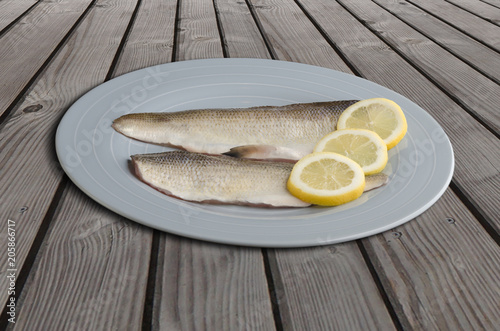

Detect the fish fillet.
xmin=131 ymin=151 xmax=388 ymax=208
xmin=113 ymin=100 xmax=358 ymax=161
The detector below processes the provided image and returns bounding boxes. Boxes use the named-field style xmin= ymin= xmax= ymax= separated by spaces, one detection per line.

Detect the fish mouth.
xmin=111 ymin=121 xmax=120 ymax=132
xmin=111 ymin=117 xmax=127 ymax=134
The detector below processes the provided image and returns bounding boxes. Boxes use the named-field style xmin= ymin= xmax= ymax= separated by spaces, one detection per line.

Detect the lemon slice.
xmin=287 ymin=152 xmax=365 ymax=206
xmin=337 ymin=98 xmax=407 ymax=150
xmin=314 ymin=129 xmax=388 ymax=175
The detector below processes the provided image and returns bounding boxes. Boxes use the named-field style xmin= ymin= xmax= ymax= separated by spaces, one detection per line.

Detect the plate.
xmin=55 ymin=58 xmax=454 ymax=247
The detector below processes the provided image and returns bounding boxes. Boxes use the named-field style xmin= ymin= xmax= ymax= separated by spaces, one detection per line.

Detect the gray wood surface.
xmin=0 ymin=0 xmax=93 ymax=119
xmin=215 ymin=0 xmax=271 ymax=59
xmin=113 ymin=0 xmax=177 ymax=77
xmin=482 ymin=0 xmax=500 ymax=8
xmin=226 ymin=0 xmax=399 ymax=328
xmin=175 ymin=0 xmax=224 ymax=61
xmin=253 ymin=0 xmax=500 ymax=329
xmin=373 ymin=0 xmax=500 ymax=83
xmin=409 ymin=0 xmax=500 ymax=51
xmin=0 ymin=0 xmax=37 ymax=31
xmin=269 ymin=244 xmax=397 ymax=331
xmin=0 ymin=0 xmax=139 ymax=316
xmin=12 ymin=185 xmax=152 ymax=330
xmin=154 ymin=236 xmax=276 ymax=331
xmin=1 ymin=0 xmax=499 ymax=330
xmin=446 ymin=0 xmax=500 ymax=24
xmin=342 ymin=0 xmax=500 ymax=134
xmin=363 ymin=189 xmax=500 ymax=330
xmin=249 ymin=0 xmax=350 ymax=70
xmin=300 ymin=0 xmax=500 ymax=233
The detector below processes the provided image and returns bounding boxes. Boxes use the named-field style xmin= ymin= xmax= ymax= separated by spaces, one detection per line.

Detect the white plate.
xmin=56 ymin=58 xmax=454 ymax=247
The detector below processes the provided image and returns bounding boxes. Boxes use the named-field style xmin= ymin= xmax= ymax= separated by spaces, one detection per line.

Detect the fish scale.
xmin=113 ymin=100 xmax=358 ymax=160
xmin=131 ymin=151 xmax=388 ymax=207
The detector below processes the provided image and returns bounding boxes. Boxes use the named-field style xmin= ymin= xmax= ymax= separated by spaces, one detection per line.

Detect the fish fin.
xmin=223 ymin=145 xmax=276 ymax=158
xmin=364 ymin=173 xmax=389 ymax=192
xmin=223 ymin=145 xmax=303 ymax=161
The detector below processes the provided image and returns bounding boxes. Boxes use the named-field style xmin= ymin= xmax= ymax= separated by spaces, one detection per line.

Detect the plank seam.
xmin=356 ymin=240 xmax=406 ymax=331
xmin=243 ymin=0 xmax=279 ymax=59
xmin=262 ymin=249 xmax=284 ymax=331
xmin=141 ymin=230 xmax=161 ymax=331
xmin=372 ymin=0 xmax=500 ymax=85
xmin=406 ymin=0 xmax=500 ymax=53
xmin=171 ymin=0 xmax=182 ymax=62
xmin=0 ymin=1 xmax=41 ymax=38
xmin=212 ymin=0 xmax=229 ymax=58
xmin=480 ymin=0 xmax=500 ymax=10
xmin=450 ymin=180 xmax=500 ymax=246
xmin=444 ymin=0 xmax=500 ymax=27
xmin=293 ymin=0 xmax=362 ymax=76
xmin=336 ymin=0 xmax=500 ymax=141
xmin=105 ymin=0 xmax=143 ymax=81
xmin=0 ymin=176 xmax=68 ymax=330
xmin=0 ymin=0 xmax=99 ymax=129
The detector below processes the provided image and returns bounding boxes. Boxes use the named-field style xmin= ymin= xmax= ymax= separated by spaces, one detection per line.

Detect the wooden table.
xmin=1 ymin=0 xmax=499 ymax=330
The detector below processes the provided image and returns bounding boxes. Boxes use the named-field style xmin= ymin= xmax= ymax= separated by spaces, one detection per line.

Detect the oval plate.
xmin=56 ymin=58 xmax=454 ymax=247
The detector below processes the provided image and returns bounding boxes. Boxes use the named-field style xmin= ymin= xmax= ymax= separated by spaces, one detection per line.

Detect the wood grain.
xmin=409 ymin=0 xmax=500 ymax=51
xmin=0 ymin=0 xmax=37 ymax=31
xmin=0 ymin=0 xmax=138 ymax=315
xmin=298 ymin=0 xmax=500 ymax=231
xmin=373 ymin=0 xmax=500 ymax=83
xmin=0 ymin=1 xmax=498 ymax=330
xmin=248 ymin=0 xmax=351 ymax=71
xmin=340 ymin=0 xmax=500 ymax=134
xmin=269 ymin=244 xmax=397 ymax=331
xmin=12 ymin=184 xmax=152 ymax=331
xmin=363 ymin=189 xmax=500 ymax=330
xmin=482 ymin=0 xmax=500 ymax=8
xmin=133 ymin=0 xmax=277 ymax=329
xmin=445 ymin=0 xmax=500 ymax=24
xmin=175 ymin=0 xmax=224 ymax=61
xmin=0 ymin=0 xmax=93 ymax=118
xmin=260 ymin=1 xmax=499 ymax=329
xmin=214 ymin=0 xmax=271 ymax=59
xmin=154 ymin=236 xmax=276 ymax=331
xmin=113 ymin=0 xmax=177 ymax=77
xmin=246 ymin=0 xmax=398 ymax=329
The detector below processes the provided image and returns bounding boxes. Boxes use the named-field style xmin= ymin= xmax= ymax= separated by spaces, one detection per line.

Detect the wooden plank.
xmin=408 ymin=0 xmax=500 ymax=51
xmin=113 ymin=0 xmax=177 ymax=77
xmin=313 ymin=0 xmax=500 ymax=230
xmin=291 ymin=0 xmax=500 ymax=327
xmin=245 ymin=1 xmax=399 ymax=329
xmin=153 ymin=236 xmax=276 ymax=330
xmin=373 ymin=0 xmax=500 ymax=83
xmin=362 ymin=189 xmax=500 ymax=330
xmin=116 ymin=1 xmax=276 ymax=329
xmin=446 ymin=0 xmax=500 ymax=24
xmin=482 ymin=0 xmax=500 ymax=8
xmin=248 ymin=0 xmax=350 ymax=71
xmin=0 ymin=0 xmax=37 ymax=31
xmin=12 ymin=184 xmax=152 ymax=331
xmin=0 ymin=0 xmax=94 ymax=118
xmin=0 ymin=0 xmax=139 ymax=315
xmin=250 ymin=0 xmax=500 ymax=327
xmin=214 ymin=0 xmax=270 ymax=58
xmin=269 ymin=245 xmax=397 ymax=330
xmin=175 ymin=0 xmax=224 ymax=61
xmin=341 ymin=0 xmax=500 ymax=134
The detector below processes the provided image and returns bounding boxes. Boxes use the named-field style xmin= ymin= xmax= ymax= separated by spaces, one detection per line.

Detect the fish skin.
xmin=131 ymin=151 xmax=388 ymax=208
xmin=113 ymin=100 xmax=358 ymax=160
